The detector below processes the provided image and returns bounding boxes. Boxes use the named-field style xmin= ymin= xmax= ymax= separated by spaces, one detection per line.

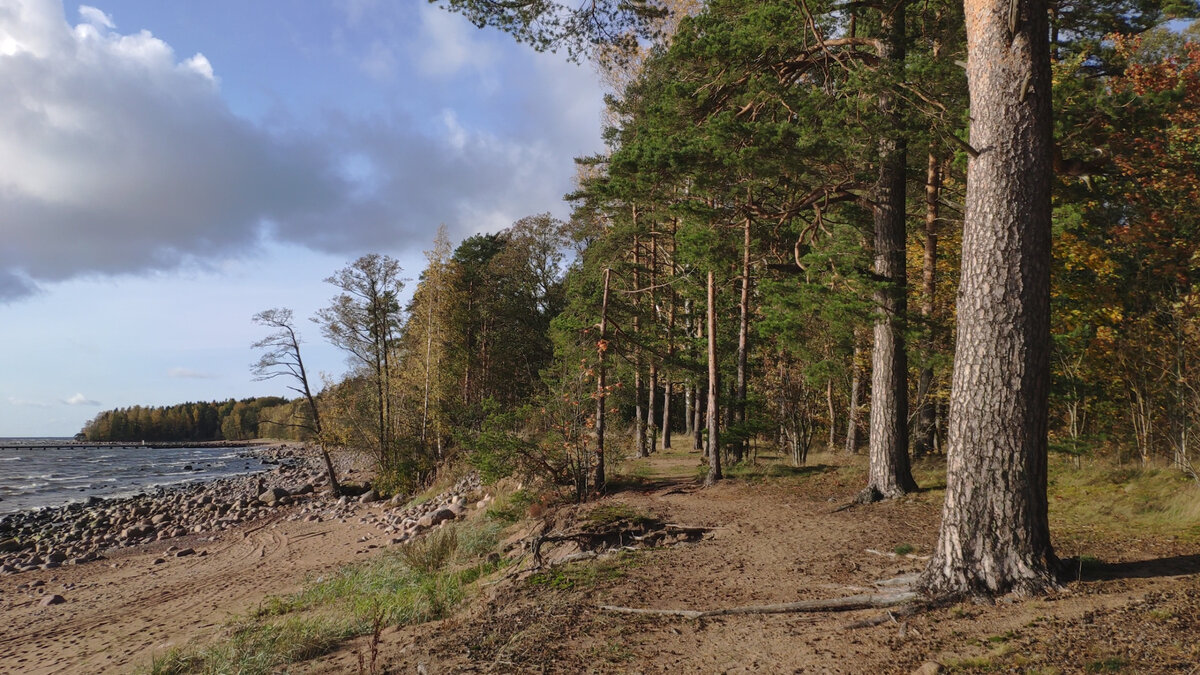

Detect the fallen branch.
xmin=599 ymin=590 xmax=919 ymax=619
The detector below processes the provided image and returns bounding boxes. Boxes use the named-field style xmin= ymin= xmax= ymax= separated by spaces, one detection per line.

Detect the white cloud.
xmin=167 ymin=367 xmax=214 ymax=379
xmin=77 ymin=5 xmax=112 ymax=30
xmin=63 ymin=392 xmax=100 ymax=405
xmin=0 ymin=1 xmax=605 ymax=302
xmin=0 ymin=0 xmax=348 ymax=300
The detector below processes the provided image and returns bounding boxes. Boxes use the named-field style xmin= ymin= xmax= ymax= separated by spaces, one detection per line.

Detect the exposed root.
xmin=599 ymin=589 xmax=920 ymax=619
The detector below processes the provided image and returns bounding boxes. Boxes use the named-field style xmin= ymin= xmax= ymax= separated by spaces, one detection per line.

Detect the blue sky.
xmin=0 ymin=0 xmax=607 ymax=436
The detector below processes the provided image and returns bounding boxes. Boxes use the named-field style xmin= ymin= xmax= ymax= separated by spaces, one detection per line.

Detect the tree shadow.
xmin=1074 ymin=553 xmax=1200 ymax=582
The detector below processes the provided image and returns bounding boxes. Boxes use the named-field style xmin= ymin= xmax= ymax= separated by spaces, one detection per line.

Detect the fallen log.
xmin=599 ymin=590 xmax=920 ymax=619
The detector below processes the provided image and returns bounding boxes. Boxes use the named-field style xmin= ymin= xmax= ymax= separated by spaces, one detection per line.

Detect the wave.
xmin=0 ymin=456 xmax=21 ymax=461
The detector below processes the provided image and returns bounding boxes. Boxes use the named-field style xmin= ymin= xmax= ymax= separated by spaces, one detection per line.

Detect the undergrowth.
xmin=146 ymin=521 xmax=505 ymax=675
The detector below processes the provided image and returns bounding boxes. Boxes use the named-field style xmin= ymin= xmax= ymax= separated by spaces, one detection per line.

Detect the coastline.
xmin=0 ymin=443 xmax=322 ymax=575
xmin=0 ymin=446 xmax=488 ymax=674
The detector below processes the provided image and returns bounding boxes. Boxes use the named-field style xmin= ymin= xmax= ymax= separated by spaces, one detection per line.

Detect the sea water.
xmin=0 ymin=439 xmax=271 ymax=515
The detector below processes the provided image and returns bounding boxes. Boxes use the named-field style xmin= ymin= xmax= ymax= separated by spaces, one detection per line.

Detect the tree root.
xmin=598 ymin=589 xmax=920 ymax=619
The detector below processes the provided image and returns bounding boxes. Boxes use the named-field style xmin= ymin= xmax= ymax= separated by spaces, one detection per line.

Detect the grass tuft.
xmin=146 ymin=520 xmax=505 ymax=674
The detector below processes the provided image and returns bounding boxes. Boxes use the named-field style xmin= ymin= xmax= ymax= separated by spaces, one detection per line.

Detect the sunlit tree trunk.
xmin=920 ymin=0 xmax=1059 ymax=597
xmin=705 ymin=270 xmax=722 ymax=485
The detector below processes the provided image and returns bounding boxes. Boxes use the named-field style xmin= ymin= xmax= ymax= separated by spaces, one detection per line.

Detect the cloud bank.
xmin=0 ymin=1 xmax=603 ymax=301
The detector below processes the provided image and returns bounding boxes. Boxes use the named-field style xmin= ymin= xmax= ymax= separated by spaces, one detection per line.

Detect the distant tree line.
xmin=80 ymin=396 xmax=310 ymax=442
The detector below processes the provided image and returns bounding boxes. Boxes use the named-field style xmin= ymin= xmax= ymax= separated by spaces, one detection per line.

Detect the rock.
xmin=151 ymin=513 xmax=170 ymax=525
xmin=175 ymin=548 xmax=195 ymax=557
xmin=911 ymin=663 xmax=943 ymax=675
xmin=429 ymin=508 xmax=456 ymax=526
xmin=359 ymin=489 xmax=380 ymax=504
xmin=152 ymin=557 xmax=166 ymax=565
xmin=46 ymin=551 xmax=66 ymax=564
xmin=449 ymin=502 xmax=468 ymax=517
xmin=292 ymin=483 xmax=314 ymax=495
xmin=0 ymin=538 xmax=21 ymax=553
xmin=258 ymin=488 xmax=289 ymax=506
xmin=40 ymin=594 xmax=65 ymax=606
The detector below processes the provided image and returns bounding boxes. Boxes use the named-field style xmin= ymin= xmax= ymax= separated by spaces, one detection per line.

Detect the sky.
xmin=0 ymin=0 xmax=608 ymax=436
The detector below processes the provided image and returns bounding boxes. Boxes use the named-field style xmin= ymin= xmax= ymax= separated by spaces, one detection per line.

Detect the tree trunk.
xmin=919 ymin=0 xmax=1059 ymax=597
xmin=736 ymin=216 xmax=752 ymax=462
xmin=685 ymin=382 xmax=695 ymax=439
xmin=827 ymin=378 xmax=837 ymax=451
xmin=632 ymin=229 xmax=647 ymax=458
xmin=861 ymin=2 xmax=917 ymax=501
xmin=915 ymin=150 xmax=942 ymax=456
xmin=594 ymin=268 xmax=612 ymax=495
xmin=646 ymin=231 xmax=659 ymax=454
xmin=846 ymin=343 xmax=862 ymax=454
xmin=705 ymin=270 xmax=722 ymax=485
xmin=662 ymin=380 xmax=673 ymax=449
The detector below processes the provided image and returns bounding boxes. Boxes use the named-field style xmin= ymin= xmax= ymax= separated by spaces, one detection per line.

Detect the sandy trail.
xmin=0 ymin=505 xmax=381 ymax=674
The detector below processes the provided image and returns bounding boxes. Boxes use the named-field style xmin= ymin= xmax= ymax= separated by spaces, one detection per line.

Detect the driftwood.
xmin=599 ymin=590 xmax=920 ymax=619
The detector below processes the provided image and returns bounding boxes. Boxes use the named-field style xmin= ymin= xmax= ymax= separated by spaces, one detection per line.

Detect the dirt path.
xmin=0 ymin=505 xmax=383 ymax=674
xmin=309 ymin=449 xmax=1200 ymax=673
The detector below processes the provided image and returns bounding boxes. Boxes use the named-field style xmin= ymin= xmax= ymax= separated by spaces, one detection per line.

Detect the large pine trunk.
xmin=919 ymin=0 xmax=1059 ymax=597
xmin=862 ymin=2 xmax=917 ymax=501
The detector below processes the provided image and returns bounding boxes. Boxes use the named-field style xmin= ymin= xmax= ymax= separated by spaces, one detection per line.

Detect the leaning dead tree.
xmin=252 ymin=307 xmax=341 ymax=496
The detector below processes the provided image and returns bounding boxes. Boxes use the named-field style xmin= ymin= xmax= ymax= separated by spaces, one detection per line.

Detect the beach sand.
xmin=0 ymin=450 xmax=393 ymax=674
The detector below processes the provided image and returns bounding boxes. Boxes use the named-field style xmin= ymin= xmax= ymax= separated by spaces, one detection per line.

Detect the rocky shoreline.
xmin=0 ymin=445 xmax=493 ymax=577
xmin=0 ymin=444 xmax=325 ymax=575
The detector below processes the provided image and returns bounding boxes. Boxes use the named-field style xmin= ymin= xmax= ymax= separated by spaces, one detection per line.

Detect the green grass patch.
xmin=527 ymin=552 xmax=639 ymax=590
xmin=146 ymin=521 xmax=505 ymax=674
xmin=1048 ymin=456 xmax=1200 ymax=543
xmin=148 ymin=615 xmax=356 ymax=675
xmin=584 ymin=503 xmax=655 ymax=528
xmin=894 ymin=543 xmax=915 ymax=556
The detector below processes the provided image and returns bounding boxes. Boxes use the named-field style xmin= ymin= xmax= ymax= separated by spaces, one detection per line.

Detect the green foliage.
xmin=82 ymin=397 xmax=290 ymax=442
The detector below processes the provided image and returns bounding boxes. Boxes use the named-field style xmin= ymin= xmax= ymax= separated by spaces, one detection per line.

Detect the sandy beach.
xmin=0 ymin=446 xmax=408 ymax=674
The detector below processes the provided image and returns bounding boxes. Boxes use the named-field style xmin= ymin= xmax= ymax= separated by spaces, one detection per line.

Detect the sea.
xmin=0 ymin=438 xmax=272 ymax=516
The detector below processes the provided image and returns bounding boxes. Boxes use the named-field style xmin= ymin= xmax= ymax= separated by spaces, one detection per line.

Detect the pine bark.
xmin=862 ymin=2 xmax=917 ymax=501
xmin=705 ymin=270 xmax=722 ymax=485
xmin=632 ymin=228 xmax=647 ymax=458
xmin=593 ymin=268 xmax=611 ymax=495
xmin=919 ymin=0 xmax=1059 ymax=597
xmin=735 ymin=217 xmax=752 ymax=463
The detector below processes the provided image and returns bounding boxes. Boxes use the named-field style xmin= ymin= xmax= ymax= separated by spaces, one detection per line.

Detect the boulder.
xmin=40 ymin=594 xmax=65 ymax=606
xmin=429 ymin=508 xmax=456 ymax=526
xmin=258 ymin=488 xmax=289 ymax=506
xmin=359 ymin=489 xmax=380 ymax=504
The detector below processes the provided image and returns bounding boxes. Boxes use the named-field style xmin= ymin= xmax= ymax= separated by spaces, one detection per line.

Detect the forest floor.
xmin=301 ymin=447 xmax=1200 ymax=674
xmin=3 ymin=447 xmax=1198 ymax=674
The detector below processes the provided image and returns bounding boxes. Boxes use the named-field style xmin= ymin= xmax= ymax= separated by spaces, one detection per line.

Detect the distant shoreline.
xmin=0 ymin=439 xmax=274 ymax=450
